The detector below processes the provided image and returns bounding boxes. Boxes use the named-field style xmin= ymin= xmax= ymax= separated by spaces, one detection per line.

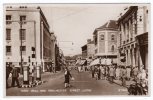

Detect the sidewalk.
xmin=113 ymin=79 xmax=135 ymax=88
xmin=7 ymin=71 xmax=64 ymax=88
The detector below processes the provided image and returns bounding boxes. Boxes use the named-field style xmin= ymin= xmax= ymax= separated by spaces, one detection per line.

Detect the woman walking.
xmin=115 ymin=66 xmax=120 ymax=80
xmin=64 ymin=67 xmax=72 ymax=88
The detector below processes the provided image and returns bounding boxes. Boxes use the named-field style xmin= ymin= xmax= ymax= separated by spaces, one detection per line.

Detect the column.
xmin=126 ymin=50 xmax=128 ymax=66
xmin=135 ymin=47 xmax=139 ymax=67
xmin=145 ymin=47 xmax=148 ymax=69
xmin=132 ymin=48 xmax=136 ymax=68
xmin=130 ymin=49 xmax=132 ymax=66
xmin=41 ymin=21 xmax=45 ymax=72
xmin=128 ymin=49 xmax=131 ymax=66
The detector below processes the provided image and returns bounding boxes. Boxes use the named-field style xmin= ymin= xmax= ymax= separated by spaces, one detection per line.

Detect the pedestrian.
xmin=126 ymin=66 xmax=131 ymax=81
xmin=115 ymin=66 xmax=120 ymax=80
xmin=85 ymin=66 xmax=87 ymax=71
xmin=49 ymin=64 xmax=52 ymax=73
xmin=11 ymin=65 xmax=21 ymax=88
xmin=133 ymin=66 xmax=138 ymax=81
xmin=6 ymin=64 xmax=13 ymax=88
xmin=100 ymin=65 xmax=105 ymax=80
xmin=78 ymin=66 xmax=81 ymax=73
xmin=121 ymin=66 xmax=127 ymax=87
xmin=106 ymin=66 xmax=109 ymax=80
xmin=94 ymin=66 xmax=99 ymax=80
xmin=91 ymin=66 xmax=95 ymax=78
xmin=97 ymin=66 xmax=101 ymax=80
xmin=137 ymin=66 xmax=146 ymax=81
xmin=104 ymin=66 xmax=108 ymax=80
xmin=64 ymin=67 xmax=72 ymax=88
xmin=141 ymin=68 xmax=147 ymax=80
xmin=109 ymin=65 xmax=114 ymax=83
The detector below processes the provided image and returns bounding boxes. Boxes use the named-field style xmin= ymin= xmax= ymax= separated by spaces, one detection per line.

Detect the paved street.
xmin=6 ymin=68 xmax=129 ymax=96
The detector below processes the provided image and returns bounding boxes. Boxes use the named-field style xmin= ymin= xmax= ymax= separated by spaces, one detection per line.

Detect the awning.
xmin=112 ymin=59 xmax=117 ymax=64
xmin=75 ymin=60 xmax=81 ymax=65
xmin=89 ymin=59 xmax=100 ymax=66
xmin=101 ymin=59 xmax=113 ymax=65
xmin=101 ymin=59 xmax=106 ymax=65
xmin=106 ymin=59 xmax=112 ymax=65
xmin=80 ymin=60 xmax=87 ymax=65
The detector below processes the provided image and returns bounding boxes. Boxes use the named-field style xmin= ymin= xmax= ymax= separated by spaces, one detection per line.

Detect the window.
xmin=111 ymin=34 xmax=115 ymax=40
xmin=101 ymin=34 xmax=104 ymax=40
xmin=20 ymin=15 xmax=26 ymax=24
xmin=6 ymin=29 xmax=11 ymax=40
xmin=6 ymin=46 xmax=11 ymax=55
xmin=20 ymin=29 xmax=26 ymax=40
xmin=20 ymin=46 xmax=26 ymax=55
xmin=111 ymin=45 xmax=115 ymax=52
xmin=6 ymin=15 xmax=12 ymax=24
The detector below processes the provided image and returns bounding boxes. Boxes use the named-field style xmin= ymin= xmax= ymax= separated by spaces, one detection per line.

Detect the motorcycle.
xmin=128 ymin=79 xmax=148 ymax=95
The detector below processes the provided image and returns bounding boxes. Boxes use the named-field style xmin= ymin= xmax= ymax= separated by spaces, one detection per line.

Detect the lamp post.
xmin=19 ymin=21 xmax=23 ymax=74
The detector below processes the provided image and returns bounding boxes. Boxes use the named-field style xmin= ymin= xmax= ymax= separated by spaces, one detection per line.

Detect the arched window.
xmin=111 ymin=45 xmax=115 ymax=52
xmin=111 ymin=34 xmax=115 ymax=40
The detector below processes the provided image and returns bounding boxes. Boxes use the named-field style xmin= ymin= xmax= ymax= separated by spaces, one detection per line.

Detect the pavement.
xmin=7 ymin=71 xmax=63 ymax=88
xmin=6 ymin=69 xmax=129 ymax=96
xmin=113 ymin=79 xmax=135 ymax=88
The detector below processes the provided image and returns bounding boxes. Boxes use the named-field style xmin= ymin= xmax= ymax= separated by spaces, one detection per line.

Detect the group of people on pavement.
xmin=77 ymin=65 xmax=89 ymax=72
xmin=90 ymin=64 xmax=148 ymax=86
xmin=6 ymin=63 xmax=38 ymax=88
xmin=6 ymin=64 xmax=21 ymax=88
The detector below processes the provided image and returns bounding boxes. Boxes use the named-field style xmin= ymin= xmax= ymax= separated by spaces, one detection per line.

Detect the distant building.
xmin=93 ymin=20 xmax=118 ymax=63
xmin=81 ymin=39 xmax=95 ymax=59
xmin=117 ymin=6 xmax=149 ymax=69
xmin=5 ymin=6 xmax=54 ymax=72
xmin=50 ymin=32 xmax=57 ymax=71
xmin=87 ymin=39 xmax=95 ymax=59
xmin=81 ymin=44 xmax=87 ymax=59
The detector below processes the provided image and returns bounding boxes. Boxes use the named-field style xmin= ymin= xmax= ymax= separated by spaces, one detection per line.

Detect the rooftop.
xmin=97 ymin=20 xmax=118 ymax=30
xmin=93 ymin=20 xmax=118 ymax=35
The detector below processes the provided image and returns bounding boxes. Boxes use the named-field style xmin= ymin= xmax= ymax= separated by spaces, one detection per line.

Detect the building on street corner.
xmin=93 ymin=20 xmax=118 ymax=64
xmin=5 ymin=6 xmax=58 ymax=72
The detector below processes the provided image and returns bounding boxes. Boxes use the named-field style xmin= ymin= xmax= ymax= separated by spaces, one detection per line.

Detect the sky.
xmin=40 ymin=4 xmax=131 ymax=56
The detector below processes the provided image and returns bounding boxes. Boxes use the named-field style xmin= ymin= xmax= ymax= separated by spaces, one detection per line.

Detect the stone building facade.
xmin=93 ymin=20 xmax=118 ymax=63
xmin=5 ymin=6 xmax=55 ymax=72
xmin=117 ymin=6 xmax=149 ymax=69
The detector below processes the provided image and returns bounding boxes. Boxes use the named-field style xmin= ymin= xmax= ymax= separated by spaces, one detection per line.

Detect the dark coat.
xmin=12 ymin=67 xmax=20 ymax=78
xmin=6 ymin=66 xmax=12 ymax=79
xmin=64 ymin=70 xmax=72 ymax=83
